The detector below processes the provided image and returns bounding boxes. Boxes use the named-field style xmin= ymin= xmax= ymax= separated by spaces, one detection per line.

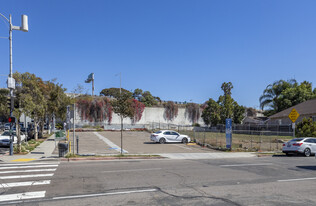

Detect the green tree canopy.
xmin=100 ymin=88 xmax=132 ymax=99
xmin=132 ymin=89 xmax=158 ymax=106
xmin=260 ymin=79 xmax=316 ymax=116
xmin=202 ymin=82 xmax=245 ymax=126
xmin=0 ymin=88 xmax=9 ymax=122
xmin=296 ymin=118 xmax=316 ymax=137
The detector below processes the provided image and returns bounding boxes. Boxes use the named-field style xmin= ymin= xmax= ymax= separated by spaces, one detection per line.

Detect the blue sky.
xmin=1 ymin=0 xmax=316 ymax=109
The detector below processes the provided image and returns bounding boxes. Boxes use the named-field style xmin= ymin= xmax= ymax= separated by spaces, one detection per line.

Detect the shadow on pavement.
xmin=143 ymin=142 xmax=157 ymax=144
xmin=296 ymin=166 xmax=316 ymax=170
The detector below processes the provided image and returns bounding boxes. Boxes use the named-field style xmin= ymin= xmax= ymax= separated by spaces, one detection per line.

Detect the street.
xmin=0 ymin=155 xmax=316 ymax=205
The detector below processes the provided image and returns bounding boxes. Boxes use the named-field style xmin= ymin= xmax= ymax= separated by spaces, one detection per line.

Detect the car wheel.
xmin=159 ymin=138 xmax=166 ymax=144
xmin=304 ymin=148 xmax=311 ymax=157
xmin=182 ymin=138 xmax=188 ymax=144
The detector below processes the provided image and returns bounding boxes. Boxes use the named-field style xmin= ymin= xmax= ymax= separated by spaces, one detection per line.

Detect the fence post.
xmin=76 ymin=135 xmax=79 ymax=154
xmin=203 ymin=128 xmax=206 ymax=147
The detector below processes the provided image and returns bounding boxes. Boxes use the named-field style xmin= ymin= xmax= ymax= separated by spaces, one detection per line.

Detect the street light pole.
xmin=0 ymin=13 xmax=29 ymax=155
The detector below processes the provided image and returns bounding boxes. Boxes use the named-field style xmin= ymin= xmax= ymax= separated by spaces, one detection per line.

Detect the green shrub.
xmin=296 ymin=118 xmax=316 ymax=137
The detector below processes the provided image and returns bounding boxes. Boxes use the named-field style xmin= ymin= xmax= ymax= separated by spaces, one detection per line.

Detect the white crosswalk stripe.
xmin=0 ymin=162 xmax=59 ymax=203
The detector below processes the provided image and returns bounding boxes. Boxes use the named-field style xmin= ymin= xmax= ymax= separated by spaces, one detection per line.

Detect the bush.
xmin=192 ymin=123 xmax=200 ymax=127
xmin=296 ymin=118 xmax=316 ymax=137
xmin=56 ymin=123 xmax=63 ymax=130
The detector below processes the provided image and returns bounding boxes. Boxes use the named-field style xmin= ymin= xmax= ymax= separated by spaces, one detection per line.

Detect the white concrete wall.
xmin=75 ymin=106 xmax=204 ymax=126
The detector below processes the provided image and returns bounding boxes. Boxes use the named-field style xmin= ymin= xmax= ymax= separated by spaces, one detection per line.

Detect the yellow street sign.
xmin=288 ymin=108 xmax=300 ymax=123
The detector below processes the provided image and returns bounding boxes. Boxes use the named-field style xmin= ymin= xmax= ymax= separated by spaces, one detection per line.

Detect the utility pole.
xmin=119 ymin=73 xmax=123 ymax=155
xmin=0 ymin=13 xmax=28 ymax=155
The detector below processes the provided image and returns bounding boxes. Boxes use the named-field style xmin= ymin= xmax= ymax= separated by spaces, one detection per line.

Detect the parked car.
xmin=0 ymin=131 xmax=26 ymax=147
xmin=150 ymin=130 xmax=191 ymax=144
xmin=4 ymin=123 xmax=10 ymax=130
xmin=282 ymin=137 xmax=316 ymax=156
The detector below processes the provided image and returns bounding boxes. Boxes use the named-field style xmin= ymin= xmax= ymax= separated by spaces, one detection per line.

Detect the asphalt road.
xmin=2 ymin=155 xmax=316 ymax=205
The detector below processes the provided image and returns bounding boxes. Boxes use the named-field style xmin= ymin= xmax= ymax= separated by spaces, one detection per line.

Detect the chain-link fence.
xmin=179 ymin=124 xmax=293 ymax=152
xmin=145 ymin=122 xmax=294 ymax=152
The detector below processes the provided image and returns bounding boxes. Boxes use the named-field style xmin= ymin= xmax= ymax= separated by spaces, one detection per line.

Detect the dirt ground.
xmin=97 ymin=131 xmax=215 ymax=154
xmin=55 ymin=131 xmax=216 ymax=155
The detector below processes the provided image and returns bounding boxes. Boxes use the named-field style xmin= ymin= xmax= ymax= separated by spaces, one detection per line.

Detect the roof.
xmin=269 ymin=98 xmax=316 ymax=119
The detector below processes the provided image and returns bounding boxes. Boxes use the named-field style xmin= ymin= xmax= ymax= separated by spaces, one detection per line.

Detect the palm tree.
xmin=259 ymin=79 xmax=297 ymax=112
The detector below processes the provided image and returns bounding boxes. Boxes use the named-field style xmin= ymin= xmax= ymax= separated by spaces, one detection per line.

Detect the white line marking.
xmin=173 ymin=144 xmax=193 ymax=150
xmin=52 ymin=189 xmax=157 ymax=200
xmin=0 ymin=163 xmax=59 ymax=166
xmin=0 ymin=169 xmax=56 ymax=174
xmin=0 ymin=173 xmax=54 ymax=179
xmin=0 ymin=165 xmax=58 ymax=170
xmin=0 ymin=180 xmax=51 ymax=188
xmin=278 ymin=177 xmax=316 ymax=182
xmin=102 ymin=168 xmax=162 ymax=173
xmin=93 ymin=132 xmax=128 ymax=153
xmin=220 ymin=163 xmax=273 ymax=167
xmin=0 ymin=191 xmax=46 ymax=202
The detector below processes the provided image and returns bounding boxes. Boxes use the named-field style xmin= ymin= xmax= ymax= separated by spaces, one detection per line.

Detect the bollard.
xmin=76 ymin=135 xmax=79 ymax=154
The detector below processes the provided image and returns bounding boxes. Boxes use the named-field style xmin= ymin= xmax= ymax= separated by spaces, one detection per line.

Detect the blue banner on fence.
xmin=226 ymin=118 xmax=232 ymax=149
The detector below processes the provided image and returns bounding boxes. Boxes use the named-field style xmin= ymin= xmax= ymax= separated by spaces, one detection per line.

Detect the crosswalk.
xmin=0 ymin=161 xmax=59 ymax=203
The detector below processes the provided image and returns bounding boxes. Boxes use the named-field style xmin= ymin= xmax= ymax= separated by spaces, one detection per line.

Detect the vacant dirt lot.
xmin=97 ymin=131 xmax=215 ymax=154
xmin=57 ymin=131 xmax=216 ymax=155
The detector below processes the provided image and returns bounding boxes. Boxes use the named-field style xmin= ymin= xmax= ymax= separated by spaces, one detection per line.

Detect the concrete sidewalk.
xmin=0 ymin=134 xmax=58 ymax=163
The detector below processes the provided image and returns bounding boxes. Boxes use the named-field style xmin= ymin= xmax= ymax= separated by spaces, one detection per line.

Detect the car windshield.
xmin=1 ymin=131 xmax=16 ymax=136
xmin=154 ymin=131 xmax=162 ymax=134
xmin=290 ymin=138 xmax=304 ymax=142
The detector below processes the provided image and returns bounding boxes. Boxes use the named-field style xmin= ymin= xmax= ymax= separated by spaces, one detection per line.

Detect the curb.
xmin=60 ymin=156 xmax=166 ymax=161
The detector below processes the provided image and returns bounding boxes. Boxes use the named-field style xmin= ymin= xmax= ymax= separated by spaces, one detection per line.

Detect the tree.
xmin=233 ymin=102 xmax=245 ymax=124
xmin=259 ymin=79 xmax=297 ymax=113
xmin=0 ymin=89 xmax=9 ymax=122
xmin=296 ymin=118 xmax=316 ymax=137
xmin=132 ymin=88 xmax=143 ymax=101
xmin=111 ymin=92 xmax=135 ymax=154
xmin=100 ymin=88 xmax=132 ymax=99
xmin=14 ymin=72 xmax=47 ymax=141
xmin=202 ymin=82 xmax=245 ymax=126
xmin=140 ymin=91 xmax=157 ymax=106
xmin=132 ymin=89 xmax=158 ymax=106
xmin=260 ymin=79 xmax=316 ymax=116
xmin=218 ymin=82 xmax=234 ymax=123
xmin=201 ymin=98 xmax=221 ymax=126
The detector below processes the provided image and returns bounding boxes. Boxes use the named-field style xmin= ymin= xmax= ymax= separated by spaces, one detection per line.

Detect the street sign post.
xmin=226 ymin=118 xmax=232 ymax=150
xmin=288 ymin=108 xmax=300 ymax=137
xmin=288 ymin=108 xmax=299 ymax=123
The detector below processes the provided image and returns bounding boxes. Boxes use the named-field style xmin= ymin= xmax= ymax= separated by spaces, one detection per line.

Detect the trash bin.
xmin=58 ymin=142 xmax=68 ymax=157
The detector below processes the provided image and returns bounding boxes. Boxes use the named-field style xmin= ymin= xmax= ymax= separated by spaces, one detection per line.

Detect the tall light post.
xmin=115 ymin=72 xmax=123 ymax=154
xmin=0 ymin=13 xmax=29 ymax=155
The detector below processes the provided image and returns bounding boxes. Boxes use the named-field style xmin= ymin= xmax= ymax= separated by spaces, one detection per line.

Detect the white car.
xmin=150 ymin=130 xmax=191 ymax=144
xmin=282 ymin=137 xmax=316 ymax=157
xmin=0 ymin=131 xmax=26 ymax=147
